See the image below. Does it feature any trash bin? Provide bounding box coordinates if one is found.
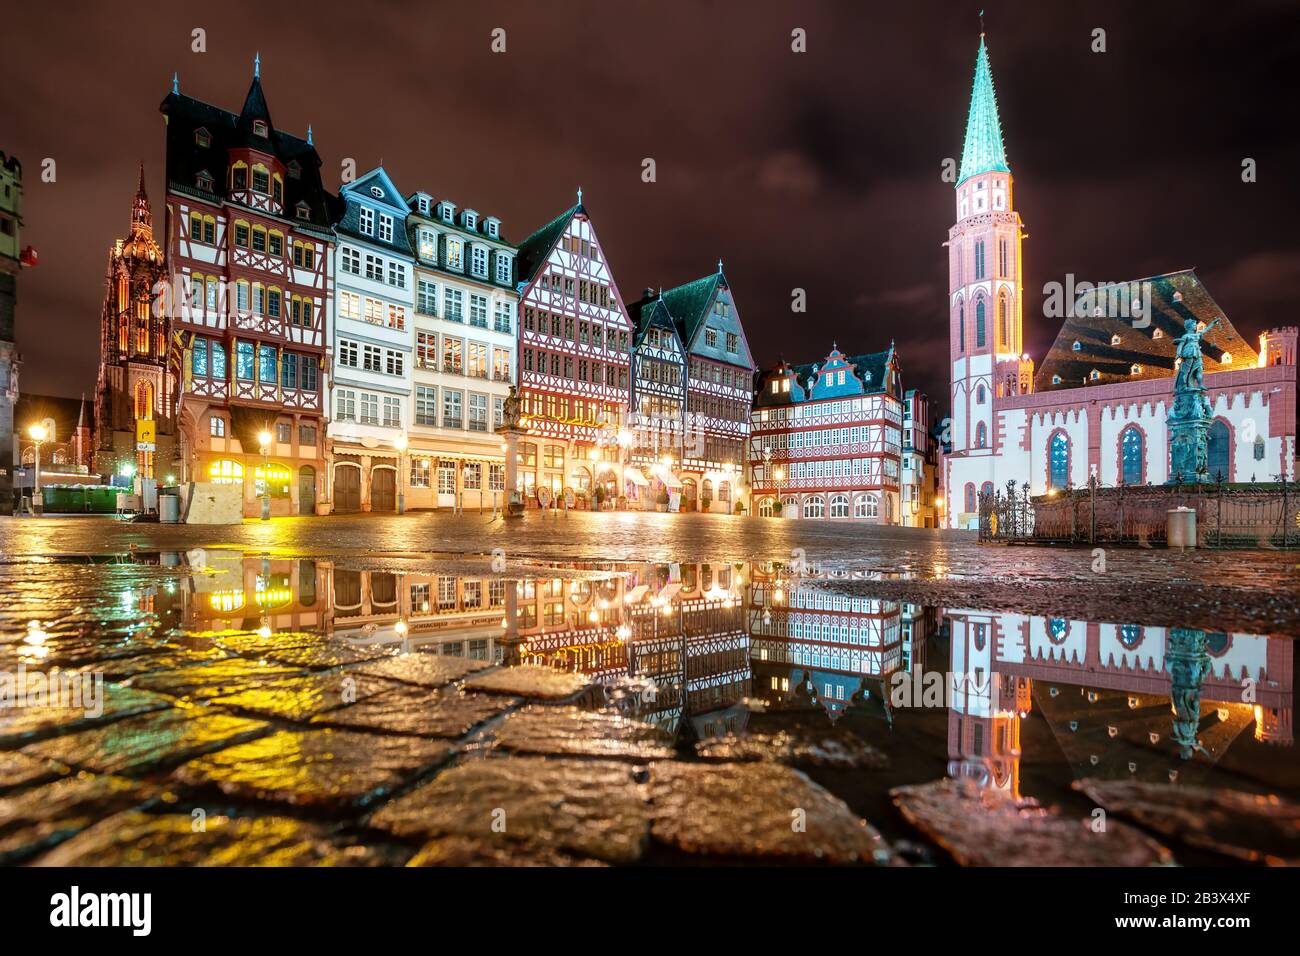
[1167,507,1197,548]
[159,494,180,524]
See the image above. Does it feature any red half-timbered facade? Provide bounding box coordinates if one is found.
[514,198,633,502]
[160,63,335,516]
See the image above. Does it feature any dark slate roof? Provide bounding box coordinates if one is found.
[661,270,724,346]
[628,296,680,347]
[335,170,413,256]
[159,77,336,231]
[515,203,581,286]
[1034,269,1258,391]
[791,349,893,395]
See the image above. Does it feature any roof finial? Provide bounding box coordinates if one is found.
[717,257,724,273]
[307,124,313,146]
[576,185,583,205]
[254,51,261,79]
[979,8,985,36]
[172,72,179,95]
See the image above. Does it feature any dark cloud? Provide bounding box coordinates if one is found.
[5,0,1297,411]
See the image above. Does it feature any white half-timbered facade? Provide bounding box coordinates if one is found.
[624,295,686,508]
[514,198,633,504]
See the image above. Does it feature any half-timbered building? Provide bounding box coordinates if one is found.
[749,345,905,522]
[661,265,755,513]
[328,167,414,513]
[405,191,516,511]
[160,61,334,516]
[93,167,176,480]
[624,293,686,508]
[514,196,633,505]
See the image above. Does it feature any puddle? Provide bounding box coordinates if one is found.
[0,551,1295,865]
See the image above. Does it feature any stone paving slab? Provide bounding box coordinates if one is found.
[311,685,515,738]
[463,665,591,702]
[1076,778,1300,865]
[892,777,1175,867]
[492,706,676,760]
[125,658,307,702]
[369,756,652,864]
[648,761,895,864]
[695,730,889,770]
[20,706,271,776]
[35,810,395,866]
[406,834,608,867]
[0,773,157,865]
[0,683,171,749]
[352,652,496,689]
[0,751,69,794]
[214,632,396,669]
[175,728,455,812]
[207,673,401,723]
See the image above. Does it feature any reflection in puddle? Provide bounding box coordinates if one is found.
[5,550,1294,864]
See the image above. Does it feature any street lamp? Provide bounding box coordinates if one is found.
[28,423,48,515]
[394,433,407,514]
[258,430,273,521]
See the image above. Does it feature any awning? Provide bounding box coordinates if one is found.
[624,467,649,486]
[655,469,683,490]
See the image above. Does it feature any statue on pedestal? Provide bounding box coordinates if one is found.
[501,385,522,431]
[1166,317,1221,482]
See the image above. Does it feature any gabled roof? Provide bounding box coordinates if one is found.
[1034,269,1258,392]
[234,75,274,149]
[335,168,413,255]
[661,270,724,346]
[516,202,582,285]
[957,35,1010,185]
[629,295,680,347]
[792,348,894,396]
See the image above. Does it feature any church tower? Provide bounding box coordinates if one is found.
[93,166,176,479]
[946,34,1031,457]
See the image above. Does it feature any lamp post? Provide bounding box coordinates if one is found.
[258,430,272,521]
[28,423,48,515]
[394,433,407,514]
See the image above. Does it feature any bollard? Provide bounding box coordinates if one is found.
[1167,507,1196,549]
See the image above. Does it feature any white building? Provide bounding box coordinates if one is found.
[329,167,415,512]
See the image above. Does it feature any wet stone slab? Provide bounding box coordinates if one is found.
[406,834,608,867]
[892,778,1175,867]
[125,659,307,702]
[214,632,396,669]
[0,683,171,749]
[649,761,894,865]
[207,672,400,723]
[175,728,455,812]
[370,756,651,864]
[0,751,69,793]
[35,810,394,867]
[0,774,156,865]
[463,665,591,702]
[352,652,496,689]
[695,730,889,770]
[493,706,676,760]
[1076,778,1300,865]
[311,685,515,738]
[20,706,270,776]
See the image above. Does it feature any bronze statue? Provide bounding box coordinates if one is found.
[501,385,521,429]
[1173,317,1221,392]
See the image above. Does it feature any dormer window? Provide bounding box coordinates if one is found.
[194,128,211,148]
[1131,364,1143,375]
[1152,328,1164,339]
[252,120,268,138]
[1090,369,1101,381]
[463,210,478,231]
[1220,351,1232,364]
[287,160,301,179]
[1072,340,1082,351]
[486,219,500,239]
[195,170,214,192]
[1111,333,1122,346]
[445,237,464,271]
[418,197,430,215]
[439,202,455,222]
[494,252,512,285]
[1051,374,1062,385]
[418,228,436,261]
[378,213,393,243]
[359,206,374,235]
[295,202,310,220]
[471,245,488,277]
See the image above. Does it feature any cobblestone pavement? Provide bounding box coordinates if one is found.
[2,512,1298,633]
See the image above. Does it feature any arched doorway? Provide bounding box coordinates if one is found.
[298,466,316,515]
[334,464,361,513]
[682,478,698,511]
[371,466,397,512]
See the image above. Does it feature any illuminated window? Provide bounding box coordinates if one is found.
[255,462,292,498]
[209,459,244,484]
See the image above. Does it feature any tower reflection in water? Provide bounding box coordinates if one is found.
[156,551,1292,797]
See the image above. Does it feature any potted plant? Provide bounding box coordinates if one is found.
[734,501,745,515]
[655,489,670,513]
[701,496,712,513]
[593,484,607,511]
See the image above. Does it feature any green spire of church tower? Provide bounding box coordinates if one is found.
[958,35,1010,185]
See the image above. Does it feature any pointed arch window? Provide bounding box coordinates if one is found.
[975,299,986,348]
[1207,420,1231,480]
[1049,431,1070,489]
[975,421,988,448]
[997,293,1009,350]
[1120,426,1143,485]
[134,380,154,420]
[958,303,965,352]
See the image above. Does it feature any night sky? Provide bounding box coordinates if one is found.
[5,0,1299,410]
